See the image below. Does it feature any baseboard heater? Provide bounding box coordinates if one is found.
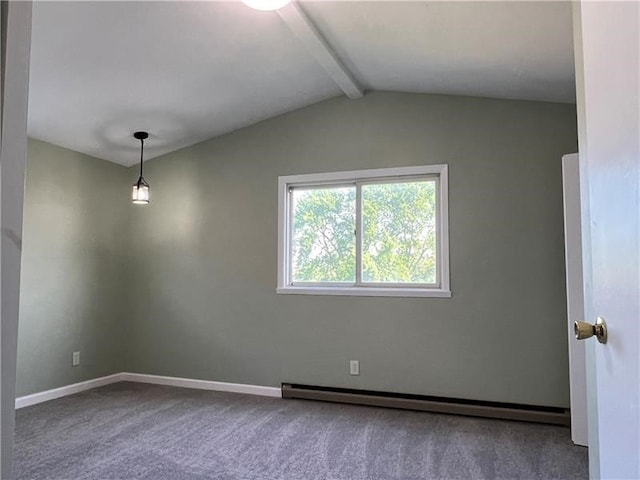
[281,384,570,426]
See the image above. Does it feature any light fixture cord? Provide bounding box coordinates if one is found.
[139,137,145,179]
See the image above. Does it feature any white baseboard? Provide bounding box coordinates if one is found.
[15,373,124,409]
[15,372,281,409]
[120,373,282,398]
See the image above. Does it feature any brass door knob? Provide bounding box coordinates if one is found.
[574,316,607,344]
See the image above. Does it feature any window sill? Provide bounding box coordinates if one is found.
[276,286,452,298]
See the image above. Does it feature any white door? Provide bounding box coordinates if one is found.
[573,2,640,478]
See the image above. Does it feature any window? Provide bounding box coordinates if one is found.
[277,165,450,297]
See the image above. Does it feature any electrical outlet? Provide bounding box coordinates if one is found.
[349,360,360,376]
[72,351,80,367]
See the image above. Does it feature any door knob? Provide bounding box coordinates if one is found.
[574,316,607,344]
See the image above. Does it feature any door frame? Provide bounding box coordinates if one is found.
[0,2,32,477]
[562,153,588,447]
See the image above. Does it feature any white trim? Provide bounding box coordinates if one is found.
[277,286,451,298]
[355,182,363,284]
[439,165,451,293]
[277,164,451,297]
[15,373,124,409]
[279,165,445,186]
[2,1,33,475]
[120,373,282,398]
[15,373,282,409]
[562,153,588,447]
[277,175,289,291]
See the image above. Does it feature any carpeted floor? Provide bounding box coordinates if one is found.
[14,382,588,480]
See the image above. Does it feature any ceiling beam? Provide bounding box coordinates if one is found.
[277,2,364,99]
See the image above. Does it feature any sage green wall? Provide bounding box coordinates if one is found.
[126,92,577,408]
[16,93,577,406]
[16,139,130,396]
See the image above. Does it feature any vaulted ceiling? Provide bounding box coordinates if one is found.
[28,1,575,166]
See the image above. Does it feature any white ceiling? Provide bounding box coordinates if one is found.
[28,1,575,166]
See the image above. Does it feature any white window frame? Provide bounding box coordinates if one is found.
[277,165,451,298]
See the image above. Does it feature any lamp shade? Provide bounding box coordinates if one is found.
[132,177,150,204]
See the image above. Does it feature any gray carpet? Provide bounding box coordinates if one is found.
[14,382,588,480]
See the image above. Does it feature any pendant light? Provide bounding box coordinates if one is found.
[132,131,150,204]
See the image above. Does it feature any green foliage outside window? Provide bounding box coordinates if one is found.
[362,181,436,284]
[292,187,356,282]
[291,179,437,285]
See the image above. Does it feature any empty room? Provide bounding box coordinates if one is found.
[1,1,638,479]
